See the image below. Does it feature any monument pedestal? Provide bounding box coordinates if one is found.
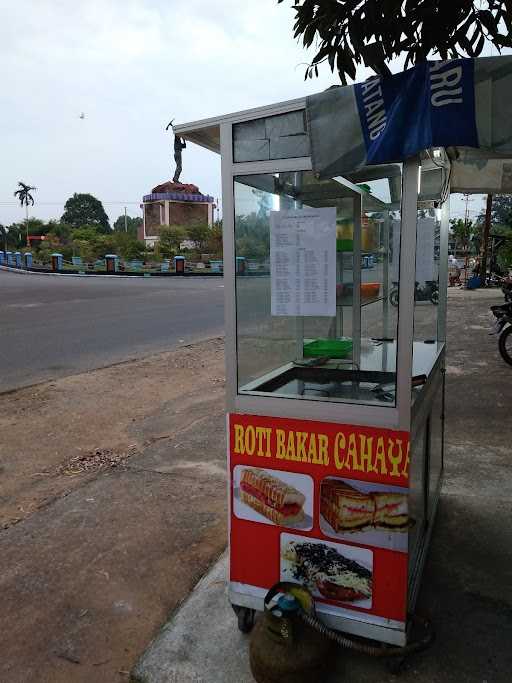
[140,181,214,246]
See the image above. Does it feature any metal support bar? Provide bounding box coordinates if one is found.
[221,122,237,414]
[396,157,420,431]
[291,172,305,361]
[382,213,390,340]
[352,194,362,369]
[437,195,450,344]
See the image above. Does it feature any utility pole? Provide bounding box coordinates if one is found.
[462,193,473,284]
[124,206,128,233]
[481,194,493,286]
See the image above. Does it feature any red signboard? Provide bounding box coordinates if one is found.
[229,413,410,624]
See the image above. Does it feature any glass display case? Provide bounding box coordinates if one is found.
[233,157,446,410]
[234,168,404,406]
[175,99,449,647]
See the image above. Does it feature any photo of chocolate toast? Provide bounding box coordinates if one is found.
[282,537,372,605]
[240,468,306,526]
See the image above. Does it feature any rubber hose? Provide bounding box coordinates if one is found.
[298,611,434,658]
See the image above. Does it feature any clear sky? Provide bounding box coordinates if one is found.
[1,0,499,228]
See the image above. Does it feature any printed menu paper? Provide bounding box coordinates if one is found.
[270,207,336,317]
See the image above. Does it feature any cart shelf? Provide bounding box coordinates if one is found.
[337,295,386,307]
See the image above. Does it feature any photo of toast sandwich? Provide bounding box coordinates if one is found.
[373,491,409,529]
[320,480,375,532]
[320,478,408,534]
[240,468,306,526]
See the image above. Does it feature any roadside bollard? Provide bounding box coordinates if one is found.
[105,254,119,273]
[236,256,246,275]
[14,252,22,268]
[174,255,185,274]
[51,253,63,272]
[6,251,13,266]
[24,252,33,269]
[210,260,223,273]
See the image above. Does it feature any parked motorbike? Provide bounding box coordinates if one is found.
[390,281,439,307]
[501,277,512,302]
[490,301,512,366]
[484,272,503,288]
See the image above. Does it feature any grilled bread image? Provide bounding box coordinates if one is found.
[283,540,372,603]
[240,469,306,526]
[320,480,375,531]
[320,478,408,533]
[373,492,409,529]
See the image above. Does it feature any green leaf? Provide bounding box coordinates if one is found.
[473,33,486,56]
[478,9,499,35]
[278,0,512,83]
[495,33,512,47]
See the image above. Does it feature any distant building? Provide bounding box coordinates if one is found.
[140,181,215,247]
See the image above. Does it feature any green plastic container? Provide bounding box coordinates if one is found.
[336,238,354,252]
[303,338,353,359]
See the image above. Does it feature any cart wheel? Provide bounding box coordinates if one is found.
[386,656,407,676]
[232,606,255,633]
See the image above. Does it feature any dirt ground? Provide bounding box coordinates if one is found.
[0,338,228,683]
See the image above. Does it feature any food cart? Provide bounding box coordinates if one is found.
[174,55,512,647]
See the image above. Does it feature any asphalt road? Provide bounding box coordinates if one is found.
[0,269,438,392]
[0,271,225,391]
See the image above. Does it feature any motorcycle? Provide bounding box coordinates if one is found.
[484,272,503,288]
[490,301,512,366]
[390,280,439,307]
[501,277,512,302]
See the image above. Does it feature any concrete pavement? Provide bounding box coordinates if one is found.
[133,288,512,683]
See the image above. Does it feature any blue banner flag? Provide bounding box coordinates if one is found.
[354,60,478,164]
[306,56,512,178]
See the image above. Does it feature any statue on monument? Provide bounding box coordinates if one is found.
[166,120,186,183]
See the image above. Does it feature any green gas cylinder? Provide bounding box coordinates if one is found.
[249,591,333,683]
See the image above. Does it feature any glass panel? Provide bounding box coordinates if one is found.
[234,181,293,385]
[413,206,440,341]
[411,200,441,387]
[233,112,310,163]
[360,174,402,379]
[234,168,402,406]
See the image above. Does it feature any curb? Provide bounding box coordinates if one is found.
[0,334,225,397]
[0,265,223,279]
[131,551,232,683]
[1,265,134,279]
